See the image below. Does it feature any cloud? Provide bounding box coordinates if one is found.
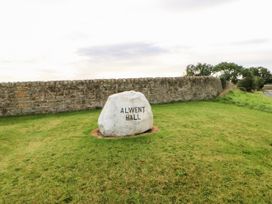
[0,59,38,64]
[77,42,168,60]
[161,0,236,10]
[230,38,270,46]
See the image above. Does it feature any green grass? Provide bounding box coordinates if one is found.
[1,91,272,203]
[217,89,272,113]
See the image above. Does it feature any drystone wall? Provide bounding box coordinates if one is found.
[263,84,272,90]
[0,77,222,116]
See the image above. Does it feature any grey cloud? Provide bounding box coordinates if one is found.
[161,0,236,10]
[77,42,168,60]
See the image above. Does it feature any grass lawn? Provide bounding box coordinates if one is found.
[217,89,272,113]
[0,90,272,203]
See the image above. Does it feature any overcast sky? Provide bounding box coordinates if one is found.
[0,0,271,82]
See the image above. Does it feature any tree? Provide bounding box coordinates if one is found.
[186,63,213,76]
[248,67,272,84]
[238,69,265,91]
[213,62,244,84]
[238,76,264,92]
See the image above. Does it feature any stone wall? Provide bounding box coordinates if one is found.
[263,84,272,90]
[0,77,222,116]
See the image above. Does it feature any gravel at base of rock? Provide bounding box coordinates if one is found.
[98,91,153,137]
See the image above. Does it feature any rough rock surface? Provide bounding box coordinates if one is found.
[98,91,153,136]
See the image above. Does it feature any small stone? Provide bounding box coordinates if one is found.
[98,91,153,136]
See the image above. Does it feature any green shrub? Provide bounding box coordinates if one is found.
[238,76,264,92]
[238,76,254,91]
[254,77,265,90]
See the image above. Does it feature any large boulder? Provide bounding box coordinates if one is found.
[98,91,153,136]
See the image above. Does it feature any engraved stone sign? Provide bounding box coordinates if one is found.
[98,91,153,136]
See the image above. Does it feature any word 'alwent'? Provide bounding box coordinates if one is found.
[120,106,145,114]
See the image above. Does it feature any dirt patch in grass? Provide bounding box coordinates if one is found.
[91,126,159,139]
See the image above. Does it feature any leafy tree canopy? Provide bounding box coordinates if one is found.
[213,62,244,84]
[184,62,272,92]
[248,67,272,84]
[186,63,213,77]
